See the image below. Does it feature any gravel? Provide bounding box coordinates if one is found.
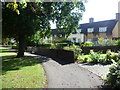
[77,63,115,79]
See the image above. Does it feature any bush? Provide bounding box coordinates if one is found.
[63,45,82,59]
[98,37,104,46]
[115,39,120,45]
[83,41,94,47]
[105,61,120,88]
[77,55,92,63]
[106,39,114,46]
[55,43,68,49]
[106,50,119,63]
[89,50,101,63]
[39,43,52,49]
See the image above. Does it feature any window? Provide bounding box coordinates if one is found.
[87,28,94,33]
[54,35,57,37]
[87,38,92,42]
[78,29,81,33]
[99,27,107,32]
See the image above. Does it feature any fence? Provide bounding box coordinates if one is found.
[81,45,120,54]
[27,47,74,63]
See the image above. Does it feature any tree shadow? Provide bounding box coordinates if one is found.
[2,55,45,75]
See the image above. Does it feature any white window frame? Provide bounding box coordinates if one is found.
[87,28,94,33]
[99,27,107,32]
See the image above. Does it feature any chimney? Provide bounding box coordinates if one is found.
[116,13,120,21]
[89,18,94,23]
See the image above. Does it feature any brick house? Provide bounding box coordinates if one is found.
[69,13,120,45]
[47,13,120,44]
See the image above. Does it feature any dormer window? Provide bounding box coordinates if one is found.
[99,27,107,32]
[78,29,81,33]
[87,28,94,33]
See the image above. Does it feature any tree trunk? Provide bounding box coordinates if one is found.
[16,34,25,58]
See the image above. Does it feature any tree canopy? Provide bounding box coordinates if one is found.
[2,1,85,57]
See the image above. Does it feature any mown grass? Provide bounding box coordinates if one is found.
[1,48,47,88]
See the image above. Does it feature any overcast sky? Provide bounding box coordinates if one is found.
[51,0,120,29]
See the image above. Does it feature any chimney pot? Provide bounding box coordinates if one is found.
[89,18,94,23]
[116,13,120,21]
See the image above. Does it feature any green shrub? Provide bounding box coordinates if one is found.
[105,61,120,88]
[64,45,82,59]
[89,50,101,63]
[83,41,94,47]
[77,55,92,63]
[98,37,104,46]
[55,43,68,49]
[39,43,52,49]
[115,39,120,45]
[106,39,114,46]
[106,50,119,63]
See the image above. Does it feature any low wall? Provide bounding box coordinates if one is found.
[27,47,74,63]
[81,45,120,54]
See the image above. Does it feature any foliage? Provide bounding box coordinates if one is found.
[104,61,120,88]
[115,39,120,45]
[64,45,82,59]
[3,2,85,57]
[83,41,94,47]
[98,37,104,46]
[77,55,92,63]
[58,39,73,45]
[89,50,102,63]
[106,39,114,46]
[106,50,119,63]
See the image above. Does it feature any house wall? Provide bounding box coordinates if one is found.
[118,22,120,38]
[85,33,112,41]
[68,33,84,42]
[52,36,65,42]
[112,22,119,38]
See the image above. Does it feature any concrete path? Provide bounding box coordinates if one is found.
[1,46,104,88]
[41,59,104,88]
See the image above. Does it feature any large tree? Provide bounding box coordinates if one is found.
[2,1,85,57]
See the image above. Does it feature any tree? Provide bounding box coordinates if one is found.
[2,1,85,57]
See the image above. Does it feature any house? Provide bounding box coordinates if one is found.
[69,13,120,45]
[46,13,120,44]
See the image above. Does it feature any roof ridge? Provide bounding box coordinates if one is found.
[80,19,117,25]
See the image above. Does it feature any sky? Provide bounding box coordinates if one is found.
[80,0,120,24]
[51,0,120,29]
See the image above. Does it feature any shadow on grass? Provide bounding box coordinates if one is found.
[2,56,41,75]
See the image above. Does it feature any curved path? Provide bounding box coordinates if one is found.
[1,46,104,88]
[41,58,104,88]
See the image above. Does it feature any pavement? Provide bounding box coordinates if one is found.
[1,46,104,88]
[41,59,104,88]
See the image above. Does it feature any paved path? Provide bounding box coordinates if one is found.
[1,46,104,88]
[41,59,104,88]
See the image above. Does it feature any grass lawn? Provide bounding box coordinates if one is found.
[1,48,47,88]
